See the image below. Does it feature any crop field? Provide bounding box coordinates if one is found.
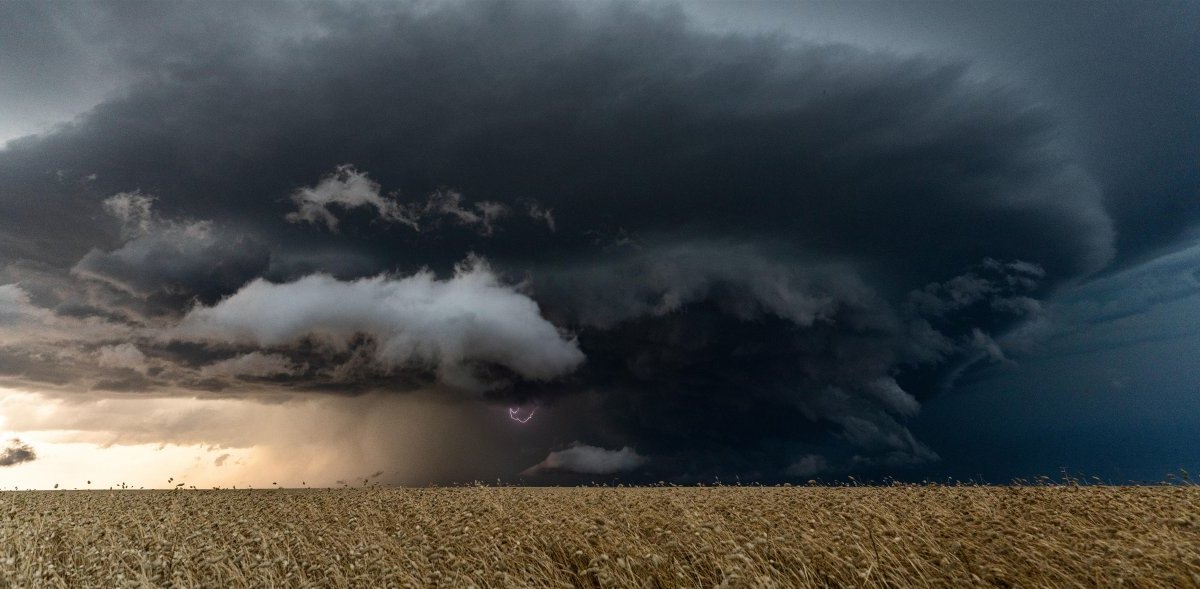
[0,485,1197,588]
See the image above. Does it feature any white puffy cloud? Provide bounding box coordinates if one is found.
[522,443,649,475]
[171,257,584,390]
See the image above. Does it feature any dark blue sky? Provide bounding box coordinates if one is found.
[914,242,1200,483]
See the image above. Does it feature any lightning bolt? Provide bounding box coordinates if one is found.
[508,407,536,423]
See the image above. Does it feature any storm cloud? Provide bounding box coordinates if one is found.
[73,193,270,304]
[199,352,305,379]
[0,439,36,467]
[0,0,1185,482]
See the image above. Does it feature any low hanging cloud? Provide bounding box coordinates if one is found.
[0,284,54,335]
[0,439,36,467]
[0,283,127,346]
[523,443,649,476]
[863,377,921,418]
[198,352,304,378]
[72,193,269,304]
[532,243,886,330]
[784,454,829,478]
[524,246,1050,471]
[95,343,148,374]
[172,256,584,390]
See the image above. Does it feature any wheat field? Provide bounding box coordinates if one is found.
[0,485,1197,588]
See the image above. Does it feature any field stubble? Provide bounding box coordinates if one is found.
[0,485,1197,588]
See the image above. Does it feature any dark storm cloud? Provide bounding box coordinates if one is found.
[0,2,1113,278]
[0,439,36,467]
[95,343,149,373]
[199,352,305,379]
[686,0,1200,270]
[517,247,1046,474]
[964,3,1200,267]
[0,1,1137,479]
[72,192,271,305]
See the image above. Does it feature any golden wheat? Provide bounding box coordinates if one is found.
[0,485,1197,588]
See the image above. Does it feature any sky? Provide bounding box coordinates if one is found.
[0,0,1196,488]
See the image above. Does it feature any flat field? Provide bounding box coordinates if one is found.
[0,485,1197,588]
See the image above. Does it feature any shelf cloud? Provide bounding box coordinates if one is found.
[0,0,1193,483]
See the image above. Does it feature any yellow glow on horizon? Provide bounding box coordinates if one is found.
[0,433,258,490]
[0,387,267,489]
[0,385,461,489]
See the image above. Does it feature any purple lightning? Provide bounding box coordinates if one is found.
[508,407,536,423]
